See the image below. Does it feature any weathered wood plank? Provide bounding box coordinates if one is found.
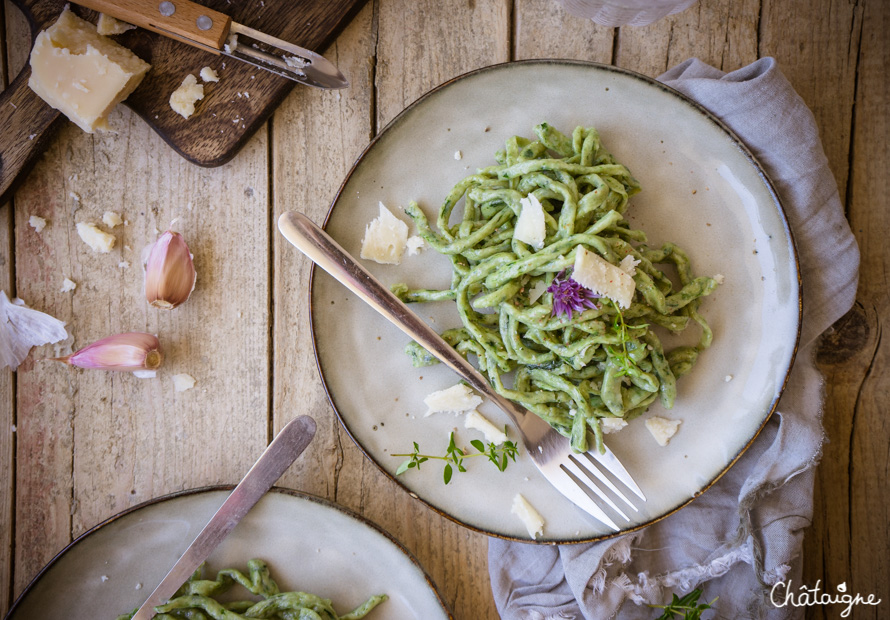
[615,0,759,76]
[8,7,271,603]
[810,0,887,615]
[514,0,613,62]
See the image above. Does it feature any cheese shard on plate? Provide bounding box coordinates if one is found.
[572,246,636,309]
[645,416,682,446]
[28,8,151,133]
[513,194,546,249]
[511,494,545,539]
[464,410,508,445]
[169,74,204,119]
[423,383,482,416]
[360,202,409,265]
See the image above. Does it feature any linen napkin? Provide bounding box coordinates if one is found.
[488,58,860,620]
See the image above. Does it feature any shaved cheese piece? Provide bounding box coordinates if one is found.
[601,417,628,434]
[29,215,47,233]
[360,202,409,265]
[406,235,425,256]
[169,74,204,119]
[76,222,116,253]
[96,14,136,35]
[619,255,640,276]
[511,494,545,539]
[200,66,220,82]
[464,410,507,445]
[423,383,482,416]
[60,278,77,293]
[513,194,546,249]
[102,211,123,228]
[645,416,682,446]
[572,246,635,309]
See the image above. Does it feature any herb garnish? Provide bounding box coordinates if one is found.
[546,269,600,319]
[650,588,717,619]
[393,432,519,484]
[606,298,648,376]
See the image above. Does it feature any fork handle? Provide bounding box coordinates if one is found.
[277,211,531,429]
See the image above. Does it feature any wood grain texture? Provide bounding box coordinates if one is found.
[2,0,888,618]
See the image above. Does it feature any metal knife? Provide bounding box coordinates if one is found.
[130,415,317,620]
[74,0,349,89]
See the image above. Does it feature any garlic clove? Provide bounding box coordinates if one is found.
[144,231,196,309]
[54,332,162,371]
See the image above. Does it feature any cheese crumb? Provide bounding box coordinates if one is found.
[618,255,640,276]
[27,8,150,133]
[60,277,77,293]
[173,373,196,392]
[118,260,130,269]
[454,150,462,160]
[423,383,482,416]
[76,222,116,253]
[199,66,220,83]
[645,416,682,446]
[96,14,136,35]
[169,74,204,119]
[724,374,733,382]
[360,202,409,265]
[102,211,123,228]
[513,194,546,249]
[29,215,47,233]
[601,417,628,435]
[572,246,635,309]
[511,494,545,539]
[713,273,725,284]
[464,410,507,445]
[406,235,425,256]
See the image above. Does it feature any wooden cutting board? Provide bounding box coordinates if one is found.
[0,0,369,203]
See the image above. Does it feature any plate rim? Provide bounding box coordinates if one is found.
[5,486,454,619]
[308,58,803,543]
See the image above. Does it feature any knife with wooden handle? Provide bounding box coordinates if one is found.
[75,0,349,88]
[130,415,317,620]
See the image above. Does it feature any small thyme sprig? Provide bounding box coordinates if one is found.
[650,588,717,619]
[606,299,647,376]
[393,432,519,484]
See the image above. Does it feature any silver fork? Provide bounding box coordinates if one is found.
[278,211,646,532]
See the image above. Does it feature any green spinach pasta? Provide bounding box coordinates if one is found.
[117,559,387,620]
[395,123,720,454]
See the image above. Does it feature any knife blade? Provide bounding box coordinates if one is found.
[130,415,317,620]
[74,0,349,89]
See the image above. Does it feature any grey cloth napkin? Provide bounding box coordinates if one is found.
[488,58,860,620]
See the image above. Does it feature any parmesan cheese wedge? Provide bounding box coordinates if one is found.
[511,494,545,539]
[423,383,482,416]
[513,194,546,249]
[572,246,636,309]
[464,410,508,445]
[28,8,151,133]
[76,222,116,253]
[645,416,682,446]
[360,202,409,265]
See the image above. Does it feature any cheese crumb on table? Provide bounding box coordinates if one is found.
[645,416,682,446]
[28,8,151,133]
[423,383,482,416]
[172,373,196,392]
[572,246,636,309]
[96,13,136,35]
[200,66,220,83]
[76,222,116,253]
[169,74,204,119]
[102,211,123,228]
[406,235,425,255]
[29,215,47,233]
[60,277,77,293]
[464,410,507,445]
[511,494,545,539]
[360,202,409,265]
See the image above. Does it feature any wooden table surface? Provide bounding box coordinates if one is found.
[1,0,886,618]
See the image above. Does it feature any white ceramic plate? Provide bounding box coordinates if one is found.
[7,488,452,619]
[311,60,800,543]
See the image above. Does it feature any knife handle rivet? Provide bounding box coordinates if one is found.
[158,1,175,17]
[196,15,213,30]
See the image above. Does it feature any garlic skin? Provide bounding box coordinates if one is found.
[55,332,162,371]
[0,290,68,371]
[144,231,197,309]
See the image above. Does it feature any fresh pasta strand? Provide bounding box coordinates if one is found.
[396,123,721,454]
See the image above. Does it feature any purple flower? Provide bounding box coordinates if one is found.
[546,270,600,319]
